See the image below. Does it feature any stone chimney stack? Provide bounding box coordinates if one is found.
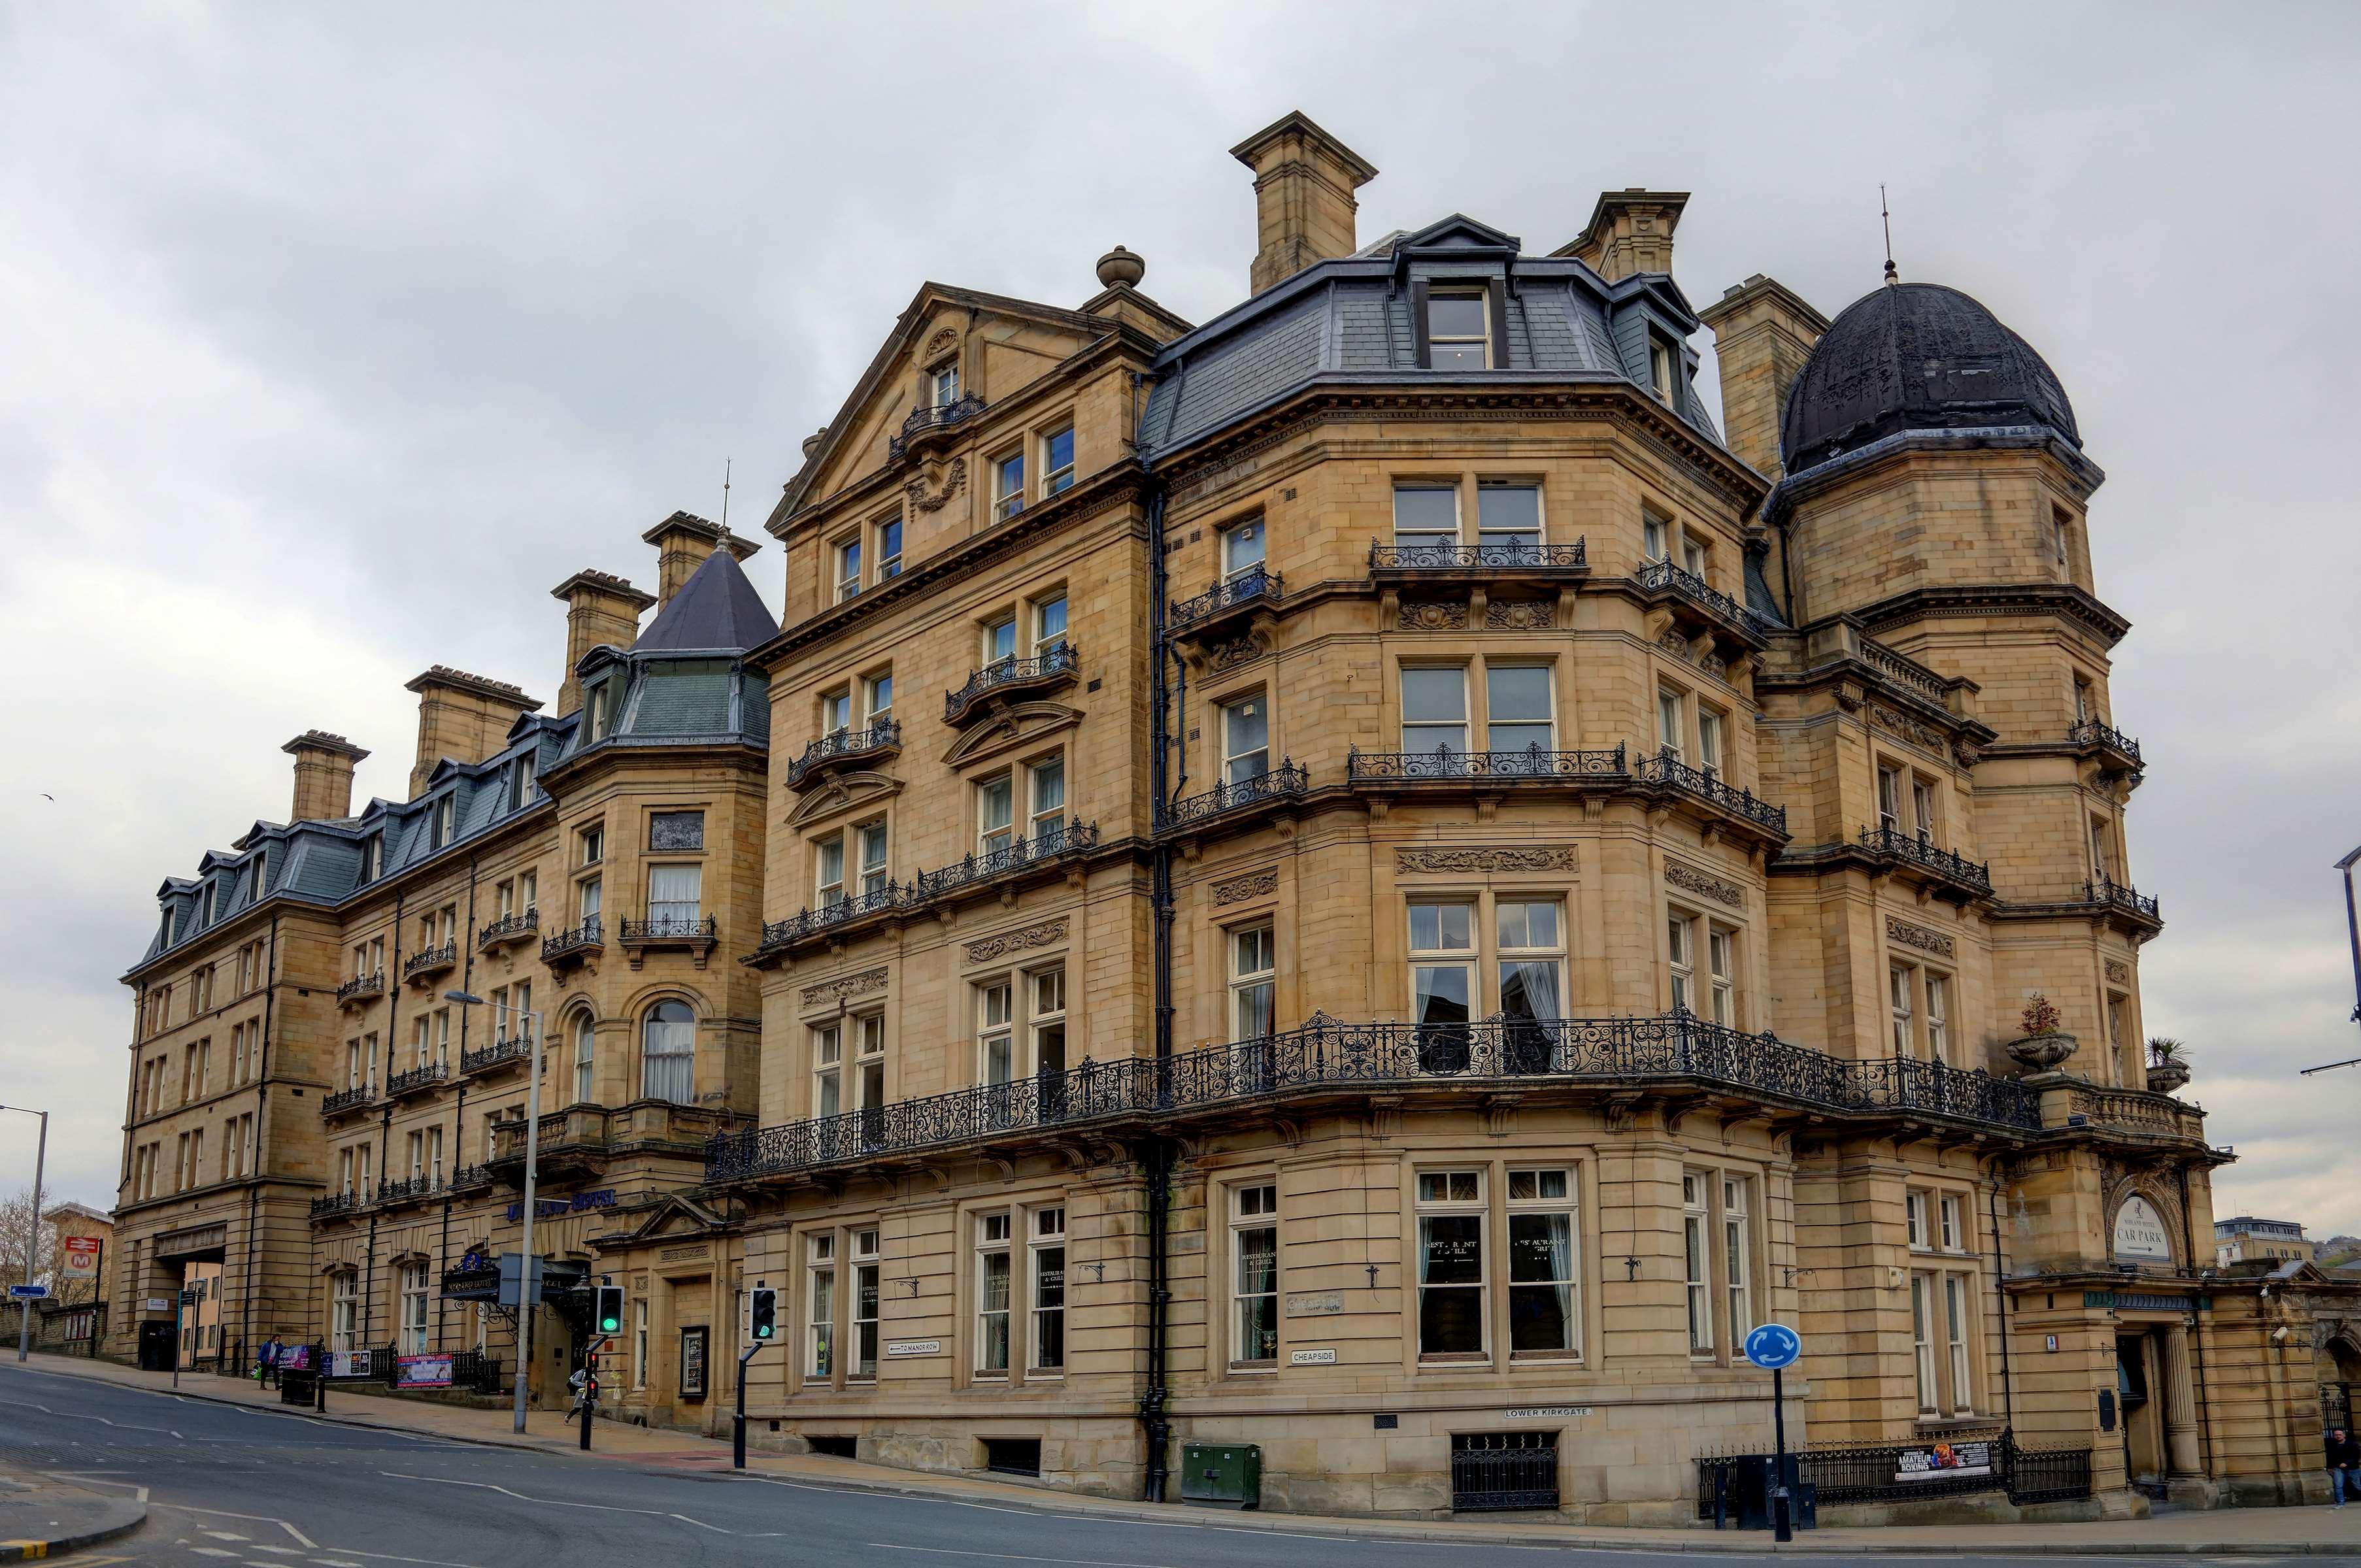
[282,730,370,823]
[1556,189,1690,282]
[1698,274,1831,482]
[1231,110,1377,295]
[548,570,655,716]
[403,667,541,799]
[643,510,762,608]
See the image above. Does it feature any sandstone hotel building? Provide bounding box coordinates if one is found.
[109,112,2357,1524]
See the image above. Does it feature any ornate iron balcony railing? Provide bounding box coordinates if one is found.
[460,1035,533,1075]
[446,1163,495,1190]
[1367,539,1588,572]
[2085,876,2160,920]
[1635,750,1787,833]
[477,910,539,950]
[1350,744,1627,784]
[1860,637,1949,704]
[1158,762,1310,832]
[786,720,903,788]
[2068,720,2143,763]
[707,1012,2041,1183]
[752,824,1101,957]
[1635,558,1766,639]
[321,1084,375,1116]
[620,915,719,943]
[1169,566,1282,633]
[541,916,603,963]
[886,393,985,460]
[375,1175,442,1205]
[1858,826,1994,896]
[309,1192,361,1218]
[335,972,385,1005]
[387,1062,447,1097]
[944,645,1080,724]
[402,942,458,981]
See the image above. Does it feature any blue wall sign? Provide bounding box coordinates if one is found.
[1744,1322,1801,1369]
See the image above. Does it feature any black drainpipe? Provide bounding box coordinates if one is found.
[368,893,405,1348]
[1986,1165,2015,1434]
[1139,438,1175,1504]
[2177,1163,2215,1477]
[241,912,280,1356]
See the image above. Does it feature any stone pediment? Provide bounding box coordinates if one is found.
[785,769,905,829]
[941,701,1083,769]
[597,1191,735,1252]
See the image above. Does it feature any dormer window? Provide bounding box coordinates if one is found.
[431,795,455,850]
[587,681,612,742]
[509,753,535,812]
[201,882,218,926]
[250,850,268,897]
[360,835,382,882]
[1649,337,1678,405]
[1424,287,1491,369]
[931,362,960,408]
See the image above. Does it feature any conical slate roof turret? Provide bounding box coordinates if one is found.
[635,545,778,654]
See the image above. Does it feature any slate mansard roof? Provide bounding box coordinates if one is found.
[135,550,779,975]
[1137,215,1728,461]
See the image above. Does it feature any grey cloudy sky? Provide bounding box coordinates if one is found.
[5,2,2358,1233]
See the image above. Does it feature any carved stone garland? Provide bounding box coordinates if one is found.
[963,920,1068,964]
[801,966,888,1007]
[1396,846,1578,874]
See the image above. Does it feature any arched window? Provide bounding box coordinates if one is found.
[641,1001,695,1104]
[572,1014,595,1105]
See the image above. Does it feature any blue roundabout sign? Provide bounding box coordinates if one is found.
[1743,1321,1801,1370]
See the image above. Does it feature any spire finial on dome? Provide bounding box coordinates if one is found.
[1881,184,1898,286]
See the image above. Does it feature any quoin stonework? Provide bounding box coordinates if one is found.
[107,110,2360,1525]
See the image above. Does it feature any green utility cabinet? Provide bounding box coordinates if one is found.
[1179,1443,1262,1509]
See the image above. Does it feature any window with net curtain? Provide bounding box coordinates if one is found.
[641,999,695,1103]
[647,864,702,926]
[572,1014,595,1104]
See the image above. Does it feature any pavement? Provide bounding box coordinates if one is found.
[0,1465,147,1561]
[6,1350,2361,1562]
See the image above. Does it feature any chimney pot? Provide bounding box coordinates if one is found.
[401,667,541,799]
[548,569,654,716]
[1230,110,1377,295]
[282,730,370,823]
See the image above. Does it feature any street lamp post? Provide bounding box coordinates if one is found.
[2302,846,2361,1078]
[1,1105,48,1363]
[446,992,542,1434]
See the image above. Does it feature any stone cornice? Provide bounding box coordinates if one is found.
[1854,582,2132,650]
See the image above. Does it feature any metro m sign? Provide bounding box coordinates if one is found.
[60,1237,101,1278]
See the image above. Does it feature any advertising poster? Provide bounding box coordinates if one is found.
[396,1352,454,1389]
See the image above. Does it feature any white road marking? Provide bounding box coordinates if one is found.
[869,1546,1176,1568]
[374,1472,760,1536]
[248,1548,306,1556]
[189,1551,241,1560]
[205,1532,252,1543]
[169,1503,318,1549]
[0,1393,179,1435]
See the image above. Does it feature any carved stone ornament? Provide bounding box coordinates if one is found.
[1207,635,1264,673]
[1871,703,1948,758]
[963,920,1068,964]
[905,456,967,513]
[1884,914,1955,960]
[1657,627,1694,659]
[1665,859,1745,909]
[1700,652,1729,680]
[1395,846,1579,875]
[1399,601,1468,631]
[922,327,960,360]
[801,966,888,1007]
[1952,742,1983,769]
[1212,869,1279,906]
[2006,1031,2077,1072]
[2104,959,2131,985]
[1487,601,1554,630]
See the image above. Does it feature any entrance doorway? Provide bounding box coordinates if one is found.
[2117,1333,2166,1496]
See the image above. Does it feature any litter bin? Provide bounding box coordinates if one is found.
[1179,1443,1262,1510]
[280,1369,317,1406]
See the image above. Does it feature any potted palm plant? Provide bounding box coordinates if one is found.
[2005,993,2077,1071]
[2146,1037,2192,1093]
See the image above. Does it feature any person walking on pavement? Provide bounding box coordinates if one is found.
[2327,1426,2360,1507]
[257,1333,282,1390]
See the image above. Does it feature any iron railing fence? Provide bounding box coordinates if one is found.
[1169,566,1281,633]
[1697,1429,2090,1519]
[786,720,903,786]
[1449,1434,1560,1511]
[2086,876,2161,920]
[477,910,539,948]
[541,916,603,963]
[1350,744,1627,784]
[709,1012,2041,1182]
[335,972,385,1004]
[321,1084,375,1116]
[754,824,1101,956]
[460,1035,533,1074]
[402,942,458,980]
[1369,539,1588,572]
[1158,762,1309,831]
[1635,558,1767,639]
[387,1063,447,1097]
[888,393,985,459]
[1637,750,1787,833]
[945,645,1080,723]
[1859,826,1994,895]
[2068,720,2143,763]
[620,915,718,942]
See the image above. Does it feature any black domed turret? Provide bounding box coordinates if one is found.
[1779,282,2078,477]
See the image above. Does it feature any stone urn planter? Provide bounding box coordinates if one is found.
[2145,1037,2192,1094]
[2006,1032,2077,1072]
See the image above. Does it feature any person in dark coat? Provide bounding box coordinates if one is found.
[2326,1426,2360,1507]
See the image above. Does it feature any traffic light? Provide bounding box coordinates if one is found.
[594,1284,624,1337]
[748,1286,777,1341]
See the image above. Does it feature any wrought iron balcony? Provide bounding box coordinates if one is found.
[447,1163,495,1190]
[943,645,1080,725]
[1634,558,1767,644]
[886,393,985,460]
[706,1011,2043,1184]
[786,720,903,789]
[477,910,539,951]
[321,1084,375,1117]
[375,1174,442,1206]
[2085,876,2161,921]
[387,1062,448,1098]
[620,914,719,944]
[2068,720,2143,766]
[750,824,1101,960]
[1168,566,1282,637]
[1350,744,1628,786]
[309,1192,362,1219]
[335,971,385,1007]
[402,942,458,984]
[1158,762,1310,833]
[1858,826,1994,897]
[541,916,603,966]
[1367,538,1588,576]
[1634,750,1787,835]
[460,1034,534,1075]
